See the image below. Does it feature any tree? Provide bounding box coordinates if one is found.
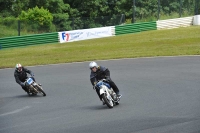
[0,0,198,33]
[119,0,158,21]
[0,0,13,17]
[19,6,53,32]
[27,0,78,31]
[12,0,30,17]
[47,0,73,31]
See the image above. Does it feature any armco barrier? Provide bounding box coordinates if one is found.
[111,26,115,35]
[0,32,58,49]
[193,15,200,25]
[0,16,195,49]
[115,21,157,35]
[157,16,193,29]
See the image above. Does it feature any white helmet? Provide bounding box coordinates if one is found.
[16,63,22,72]
[89,61,98,69]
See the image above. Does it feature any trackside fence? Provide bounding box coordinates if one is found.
[115,21,157,35]
[0,32,58,49]
[0,16,199,49]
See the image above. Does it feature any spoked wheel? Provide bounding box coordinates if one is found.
[102,93,113,108]
[27,85,38,96]
[36,85,46,96]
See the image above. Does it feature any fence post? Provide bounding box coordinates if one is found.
[18,20,20,36]
[132,0,135,23]
[195,0,196,15]
[179,0,182,17]
[195,0,199,15]
[197,0,200,15]
[157,0,160,20]
[72,18,75,30]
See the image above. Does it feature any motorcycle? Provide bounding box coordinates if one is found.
[95,79,121,108]
[25,77,46,96]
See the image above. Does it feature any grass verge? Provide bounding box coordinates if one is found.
[0,26,200,69]
[0,25,36,38]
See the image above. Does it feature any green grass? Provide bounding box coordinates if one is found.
[0,25,36,38]
[0,26,200,69]
[0,25,19,37]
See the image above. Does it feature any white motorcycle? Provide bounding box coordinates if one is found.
[95,79,121,108]
[25,77,46,96]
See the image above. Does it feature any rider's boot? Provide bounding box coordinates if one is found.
[116,92,122,98]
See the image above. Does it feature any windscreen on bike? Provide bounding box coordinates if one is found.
[96,81,111,89]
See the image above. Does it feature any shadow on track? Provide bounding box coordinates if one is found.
[80,104,121,111]
[10,94,45,98]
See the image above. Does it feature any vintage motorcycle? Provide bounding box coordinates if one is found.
[25,77,46,96]
[95,79,121,108]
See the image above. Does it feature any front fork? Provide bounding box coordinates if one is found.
[100,87,114,101]
[28,84,38,93]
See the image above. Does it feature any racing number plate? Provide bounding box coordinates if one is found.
[27,78,33,85]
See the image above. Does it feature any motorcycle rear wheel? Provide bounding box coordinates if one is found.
[27,86,37,96]
[115,102,119,105]
[102,93,113,108]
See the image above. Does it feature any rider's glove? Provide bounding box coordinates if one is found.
[93,82,97,90]
[31,73,34,77]
[106,76,111,82]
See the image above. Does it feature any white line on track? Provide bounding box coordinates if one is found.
[0,106,30,117]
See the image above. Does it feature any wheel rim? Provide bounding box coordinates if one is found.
[36,85,46,96]
[106,94,113,107]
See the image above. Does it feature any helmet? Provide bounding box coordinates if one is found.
[16,64,22,72]
[89,62,98,69]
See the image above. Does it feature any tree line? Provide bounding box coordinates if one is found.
[0,0,199,33]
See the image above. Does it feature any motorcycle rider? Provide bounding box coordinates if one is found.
[89,61,121,104]
[14,63,40,94]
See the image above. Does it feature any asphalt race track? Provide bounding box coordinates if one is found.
[0,56,200,133]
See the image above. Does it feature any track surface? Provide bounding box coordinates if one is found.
[0,56,200,133]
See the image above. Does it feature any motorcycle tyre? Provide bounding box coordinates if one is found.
[36,85,46,96]
[115,102,119,105]
[102,94,113,108]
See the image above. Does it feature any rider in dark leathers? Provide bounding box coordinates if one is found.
[89,62,121,102]
[14,64,36,93]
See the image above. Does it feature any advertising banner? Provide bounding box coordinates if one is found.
[59,27,113,43]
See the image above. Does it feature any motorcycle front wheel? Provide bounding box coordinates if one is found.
[36,85,46,96]
[102,93,113,108]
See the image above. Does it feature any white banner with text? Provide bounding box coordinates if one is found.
[59,27,113,43]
